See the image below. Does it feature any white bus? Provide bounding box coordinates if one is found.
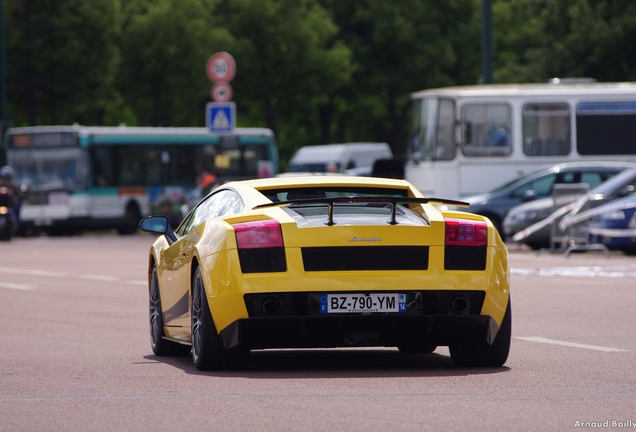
[405,81,636,199]
[4,125,279,235]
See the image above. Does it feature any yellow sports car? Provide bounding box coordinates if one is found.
[139,176,511,370]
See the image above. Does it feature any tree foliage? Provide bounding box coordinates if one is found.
[117,0,233,126]
[217,0,354,161]
[6,0,120,125]
[494,0,636,83]
[3,0,635,160]
[323,0,478,154]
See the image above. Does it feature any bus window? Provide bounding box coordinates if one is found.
[436,99,456,160]
[240,145,269,177]
[576,102,636,155]
[461,103,511,156]
[91,146,116,187]
[522,103,570,156]
[409,98,436,161]
[120,146,146,186]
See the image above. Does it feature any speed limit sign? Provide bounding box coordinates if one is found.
[206,52,236,82]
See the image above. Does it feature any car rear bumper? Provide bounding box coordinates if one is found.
[220,313,500,350]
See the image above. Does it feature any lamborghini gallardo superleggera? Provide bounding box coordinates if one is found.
[139,176,511,370]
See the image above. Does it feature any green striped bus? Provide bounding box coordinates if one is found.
[4,125,278,235]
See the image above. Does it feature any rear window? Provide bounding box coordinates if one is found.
[260,187,408,203]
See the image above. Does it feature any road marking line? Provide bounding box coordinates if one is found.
[79,275,121,282]
[125,280,147,286]
[516,336,629,352]
[0,266,145,287]
[0,282,36,290]
[0,267,67,277]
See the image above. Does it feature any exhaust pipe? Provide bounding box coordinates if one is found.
[260,296,281,316]
[451,295,470,314]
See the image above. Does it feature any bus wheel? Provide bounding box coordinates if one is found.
[118,203,141,235]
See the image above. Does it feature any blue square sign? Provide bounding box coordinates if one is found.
[206,102,236,133]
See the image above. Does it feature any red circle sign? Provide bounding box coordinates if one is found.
[211,82,233,102]
[206,52,236,82]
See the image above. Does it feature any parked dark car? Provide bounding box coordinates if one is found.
[455,161,636,236]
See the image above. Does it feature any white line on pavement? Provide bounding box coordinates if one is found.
[0,267,67,277]
[516,336,629,352]
[0,282,36,290]
[0,266,145,287]
[79,275,122,282]
[125,280,147,286]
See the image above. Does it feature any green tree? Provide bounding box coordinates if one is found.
[217,0,354,163]
[491,0,543,83]
[322,0,479,156]
[5,0,120,125]
[494,0,636,83]
[117,0,233,126]
[541,0,636,81]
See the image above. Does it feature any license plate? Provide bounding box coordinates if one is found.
[320,293,406,313]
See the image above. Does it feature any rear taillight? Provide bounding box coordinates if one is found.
[233,220,284,249]
[445,218,487,246]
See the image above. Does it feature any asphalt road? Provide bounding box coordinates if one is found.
[1,234,635,432]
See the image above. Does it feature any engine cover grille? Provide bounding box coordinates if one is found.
[301,246,429,271]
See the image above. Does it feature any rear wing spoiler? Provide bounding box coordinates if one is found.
[253,196,469,226]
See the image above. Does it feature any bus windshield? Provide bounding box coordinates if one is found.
[10,147,88,191]
[409,97,456,162]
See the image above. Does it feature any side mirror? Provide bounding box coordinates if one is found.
[620,185,635,197]
[139,215,177,244]
[520,190,536,202]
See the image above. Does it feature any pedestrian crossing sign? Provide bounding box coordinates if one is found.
[206,102,236,133]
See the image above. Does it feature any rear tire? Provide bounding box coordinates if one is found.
[449,299,512,367]
[149,266,190,356]
[191,266,248,371]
